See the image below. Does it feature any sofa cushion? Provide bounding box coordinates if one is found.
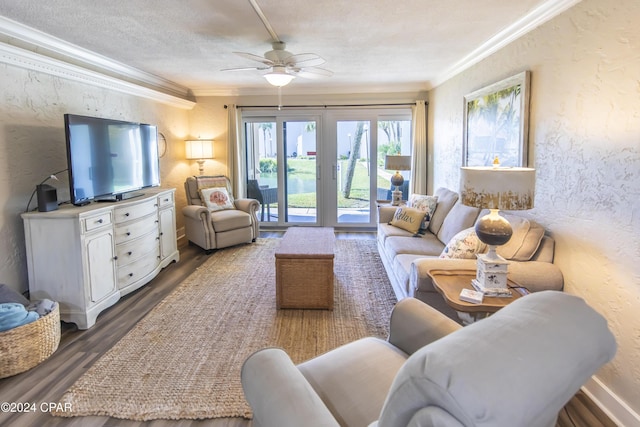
[428,188,459,235]
[440,227,487,259]
[298,337,407,427]
[385,235,445,259]
[501,217,545,261]
[408,194,438,231]
[209,209,251,232]
[436,202,480,246]
[389,207,424,234]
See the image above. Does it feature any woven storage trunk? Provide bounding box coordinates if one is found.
[0,303,60,378]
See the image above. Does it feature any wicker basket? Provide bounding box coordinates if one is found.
[0,303,60,378]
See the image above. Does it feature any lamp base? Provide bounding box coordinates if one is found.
[391,189,403,206]
[472,252,510,295]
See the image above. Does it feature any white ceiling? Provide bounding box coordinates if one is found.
[0,0,579,98]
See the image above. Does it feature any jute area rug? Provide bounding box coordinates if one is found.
[53,238,397,421]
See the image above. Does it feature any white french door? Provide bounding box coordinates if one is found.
[243,108,412,229]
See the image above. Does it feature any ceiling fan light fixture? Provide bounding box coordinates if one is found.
[264,67,295,87]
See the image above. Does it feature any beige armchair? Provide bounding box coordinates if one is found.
[183,176,259,251]
[242,292,616,427]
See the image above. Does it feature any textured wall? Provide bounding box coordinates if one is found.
[0,64,189,295]
[428,0,640,416]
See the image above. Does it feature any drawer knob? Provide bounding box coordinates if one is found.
[126,232,131,236]
[97,219,103,224]
[125,213,130,217]
[128,273,133,277]
[128,251,133,256]
[113,256,118,260]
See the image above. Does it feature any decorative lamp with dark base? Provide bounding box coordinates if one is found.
[460,166,536,293]
[384,155,412,206]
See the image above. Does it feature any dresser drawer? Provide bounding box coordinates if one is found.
[115,231,159,267]
[83,212,113,232]
[115,214,158,243]
[117,250,160,289]
[114,198,158,224]
[158,192,174,208]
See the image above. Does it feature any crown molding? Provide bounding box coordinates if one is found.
[430,0,582,88]
[0,16,195,110]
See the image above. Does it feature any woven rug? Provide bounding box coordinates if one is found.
[53,238,396,421]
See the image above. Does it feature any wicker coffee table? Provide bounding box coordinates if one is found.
[275,227,335,310]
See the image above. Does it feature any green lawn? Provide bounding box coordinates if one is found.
[284,158,391,208]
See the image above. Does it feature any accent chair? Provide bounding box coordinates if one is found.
[183,176,259,251]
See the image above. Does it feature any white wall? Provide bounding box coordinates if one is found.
[0,63,190,295]
[428,0,640,421]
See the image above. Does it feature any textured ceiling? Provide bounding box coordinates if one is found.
[0,0,573,96]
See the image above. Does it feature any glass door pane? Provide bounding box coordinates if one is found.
[245,121,278,222]
[284,120,317,224]
[376,119,413,203]
[336,120,371,224]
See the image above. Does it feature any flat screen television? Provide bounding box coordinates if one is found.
[64,114,160,205]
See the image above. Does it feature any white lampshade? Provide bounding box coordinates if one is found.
[460,167,535,210]
[384,155,412,171]
[263,67,295,87]
[185,139,214,160]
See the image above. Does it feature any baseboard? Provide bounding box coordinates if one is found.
[582,376,640,427]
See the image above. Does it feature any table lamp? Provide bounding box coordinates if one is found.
[185,139,214,175]
[384,155,411,206]
[460,164,535,292]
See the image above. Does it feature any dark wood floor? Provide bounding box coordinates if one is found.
[0,231,616,427]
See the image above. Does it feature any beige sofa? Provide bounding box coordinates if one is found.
[377,188,564,319]
[242,292,616,427]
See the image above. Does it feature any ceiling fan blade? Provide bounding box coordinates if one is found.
[221,66,271,72]
[294,67,334,79]
[233,52,275,66]
[285,53,325,67]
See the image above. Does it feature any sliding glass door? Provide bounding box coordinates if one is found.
[245,117,320,225]
[244,108,412,229]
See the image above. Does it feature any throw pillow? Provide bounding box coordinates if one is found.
[495,214,545,261]
[440,227,487,259]
[200,187,235,212]
[389,206,425,235]
[408,194,438,231]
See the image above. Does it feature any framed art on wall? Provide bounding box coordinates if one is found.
[463,71,530,167]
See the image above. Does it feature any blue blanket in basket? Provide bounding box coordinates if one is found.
[0,303,40,332]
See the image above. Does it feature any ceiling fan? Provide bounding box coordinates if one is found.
[222,41,333,87]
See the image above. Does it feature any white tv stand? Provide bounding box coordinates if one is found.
[22,188,180,329]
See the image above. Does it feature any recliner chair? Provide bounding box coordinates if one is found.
[241,291,616,427]
[183,176,259,251]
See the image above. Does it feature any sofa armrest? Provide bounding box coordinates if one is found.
[182,204,210,221]
[241,348,340,427]
[387,298,461,355]
[378,206,398,223]
[409,258,564,296]
[234,198,260,240]
[234,197,259,214]
[507,261,564,292]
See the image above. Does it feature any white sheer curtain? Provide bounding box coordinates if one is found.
[410,100,427,195]
[227,104,246,197]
